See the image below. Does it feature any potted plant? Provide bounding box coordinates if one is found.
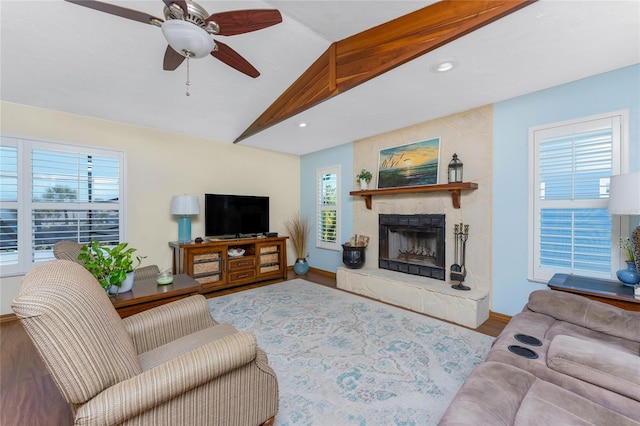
[356,169,373,190]
[283,212,310,275]
[78,240,145,294]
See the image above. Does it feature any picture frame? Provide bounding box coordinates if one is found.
[377,137,441,189]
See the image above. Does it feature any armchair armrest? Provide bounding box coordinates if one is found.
[547,335,640,401]
[75,331,258,426]
[123,295,217,353]
[133,265,161,281]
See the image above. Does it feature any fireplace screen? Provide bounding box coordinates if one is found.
[379,214,445,280]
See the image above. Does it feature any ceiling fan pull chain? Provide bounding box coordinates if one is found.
[185,53,191,97]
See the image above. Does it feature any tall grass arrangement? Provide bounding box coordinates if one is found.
[284,212,310,259]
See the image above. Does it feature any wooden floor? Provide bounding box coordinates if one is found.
[1,270,508,425]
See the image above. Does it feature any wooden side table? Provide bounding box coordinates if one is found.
[111,274,202,318]
[547,273,640,311]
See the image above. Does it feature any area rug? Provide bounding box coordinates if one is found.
[208,279,494,425]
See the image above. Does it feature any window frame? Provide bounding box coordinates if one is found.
[0,135,126,277]
[316,165,341,251]
[527,110,629,283]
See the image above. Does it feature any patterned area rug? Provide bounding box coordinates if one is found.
[208,279,493,425]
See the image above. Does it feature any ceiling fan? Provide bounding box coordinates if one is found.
[64,0,282,78]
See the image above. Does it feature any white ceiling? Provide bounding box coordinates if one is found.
[1,1,639,155]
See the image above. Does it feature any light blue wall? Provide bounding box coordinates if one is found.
[493,64,640,315]
[300,142,354,272]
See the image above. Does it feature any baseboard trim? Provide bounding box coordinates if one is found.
[488,311,512,323]
[0,313,18,323]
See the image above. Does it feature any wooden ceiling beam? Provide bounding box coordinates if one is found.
[234,0,536,144]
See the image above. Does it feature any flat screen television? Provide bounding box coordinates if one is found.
[204,194,269,238]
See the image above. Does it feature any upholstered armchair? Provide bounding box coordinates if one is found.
[12,260,279,426]
[53,240,160,281]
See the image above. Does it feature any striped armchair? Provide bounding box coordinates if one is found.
[53,241,160,281]
[12,260,279,426]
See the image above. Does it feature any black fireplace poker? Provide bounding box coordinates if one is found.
[451,223,470,291]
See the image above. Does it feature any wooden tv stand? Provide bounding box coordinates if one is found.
[169,236,288,293]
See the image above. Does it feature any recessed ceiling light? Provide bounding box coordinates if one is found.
[298,122,307,128]
[430,59,458,73]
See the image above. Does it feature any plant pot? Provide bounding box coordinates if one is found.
[359,179,369,190]
[293,258,309,275]
[342,244,366,269]
[109,271,134,294]
[616,261,640,286]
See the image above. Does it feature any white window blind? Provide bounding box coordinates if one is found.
[317,166,340,251]
[0,137,125,276]
[529,112,625,282]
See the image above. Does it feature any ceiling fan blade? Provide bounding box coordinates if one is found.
[205,10,282,36]
[211,41,260,78]
[163,46,186,71]
[161,0,188,16]
[64,0,163,25]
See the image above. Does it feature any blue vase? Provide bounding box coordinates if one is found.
[293,258,309,275]
[616,261,640,286]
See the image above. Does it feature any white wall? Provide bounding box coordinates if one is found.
[0,101,300,315]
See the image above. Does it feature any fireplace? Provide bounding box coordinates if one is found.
[379,214,446,280]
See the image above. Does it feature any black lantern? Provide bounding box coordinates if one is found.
[448,153,463,183]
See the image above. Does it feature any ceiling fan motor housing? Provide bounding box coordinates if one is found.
[163,1,219,34]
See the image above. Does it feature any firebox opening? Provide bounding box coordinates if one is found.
[379,214,446,280]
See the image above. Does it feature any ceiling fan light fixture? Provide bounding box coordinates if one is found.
[161,20,215,58]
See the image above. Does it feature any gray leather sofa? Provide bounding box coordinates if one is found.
[439,290,640,425]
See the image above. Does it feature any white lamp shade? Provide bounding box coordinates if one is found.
[161,20,215,59]
[171,195,200,215]
[608,172,640,215]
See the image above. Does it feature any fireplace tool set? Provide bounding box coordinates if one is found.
[451,223,470,291]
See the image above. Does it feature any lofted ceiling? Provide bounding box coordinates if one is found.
[1,1,639,156]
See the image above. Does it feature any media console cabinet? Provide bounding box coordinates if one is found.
[169,236,288,293]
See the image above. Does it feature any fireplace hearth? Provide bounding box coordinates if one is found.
[379,214,445,280]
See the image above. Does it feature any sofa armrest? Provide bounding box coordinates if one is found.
[123,295,217,353]
[75,331,258,425]
[547,334,640,401]
[526,290,640,342]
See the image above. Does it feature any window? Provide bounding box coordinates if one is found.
[528,111,627,282]
[317,165,340,250]
[0,136,125,276]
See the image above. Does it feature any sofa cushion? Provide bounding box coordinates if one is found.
[438,361,640,425]
[526,290,640,342]
[547,335,640,401]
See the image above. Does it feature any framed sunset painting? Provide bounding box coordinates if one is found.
[377,138,441,189]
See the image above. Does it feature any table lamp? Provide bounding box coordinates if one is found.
[608,172,640,283]
[171,195,200,243]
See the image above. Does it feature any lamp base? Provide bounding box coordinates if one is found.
[177,215,192,243]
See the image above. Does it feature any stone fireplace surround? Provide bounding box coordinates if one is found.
[338,106,493,329]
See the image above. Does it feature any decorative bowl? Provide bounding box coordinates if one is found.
[156,270,174,285]
[228,248,245,258]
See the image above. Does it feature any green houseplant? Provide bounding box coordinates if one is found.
[356,169,373,183]
[356,169,373,190]
[78,240,144,293]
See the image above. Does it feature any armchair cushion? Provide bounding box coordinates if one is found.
[12,260,141,404]
[123,295,218,354]
[138,323,240,370]
[547,335,640,401]
[526,290,640,342]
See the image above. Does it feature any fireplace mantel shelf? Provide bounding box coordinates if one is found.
[350,182,478,209]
